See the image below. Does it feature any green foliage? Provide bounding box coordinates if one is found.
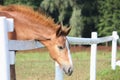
[3,0,120,37]
[81,0,98,38]
[97,0,120,36]
[40,0,82,36]
[40,0,73,22]
[69,8,82,36]
[0,0,4,5]
[4,0,43,9]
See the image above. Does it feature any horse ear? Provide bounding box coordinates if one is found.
[56,25,62,37]
[63,27,71,36]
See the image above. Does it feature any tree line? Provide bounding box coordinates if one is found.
[1,0,120,38]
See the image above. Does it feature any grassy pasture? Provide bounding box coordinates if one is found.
[15,47,120,80]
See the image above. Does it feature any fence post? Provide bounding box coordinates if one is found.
[0,17,10,80]
[7,18,16,80]
[10,51,15,65]
[90,32,97,80]
[111,31,119,70]
[7,18,15,65]
[55,62,63,80]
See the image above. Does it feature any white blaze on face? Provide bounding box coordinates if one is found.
[66,39,73,66]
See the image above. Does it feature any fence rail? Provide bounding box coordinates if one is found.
[8,35,117,50]
[67,36,114,45]
[9,40,44,50]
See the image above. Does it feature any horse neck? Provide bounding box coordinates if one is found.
[15,20,55,40]
[7,12,55,40]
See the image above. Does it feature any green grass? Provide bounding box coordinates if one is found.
[15,49,120,80]
[97,67,120,80]
[16,52,55,80]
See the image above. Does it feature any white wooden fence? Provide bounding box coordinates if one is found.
[0,17,13,80]
[67,31,119,80]
[0,17,119,80]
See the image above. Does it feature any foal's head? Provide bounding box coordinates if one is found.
[0,5,73,75]
[41,25,73,76]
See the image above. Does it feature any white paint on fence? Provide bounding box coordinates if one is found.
[111,31,119,70]
[10,51,15,65]
[9,40,44,50]
[116,60,120,66]
[67,36,113,45]
[6,18,14,32]
[0,17,14,80]
[90,32,97,80]
[55,62,63,80]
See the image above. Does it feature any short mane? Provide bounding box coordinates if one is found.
[1,5,58,30]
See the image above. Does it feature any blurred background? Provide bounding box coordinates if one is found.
[1,0,120,39]
[1,0,120,80]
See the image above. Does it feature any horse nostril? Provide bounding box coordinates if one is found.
[63,66,73,76]
[68,67,71,73]
[68,67,73,76]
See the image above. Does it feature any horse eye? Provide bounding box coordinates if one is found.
[58,46,64,50]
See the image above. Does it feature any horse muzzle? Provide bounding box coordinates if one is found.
[62,65,73,76]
